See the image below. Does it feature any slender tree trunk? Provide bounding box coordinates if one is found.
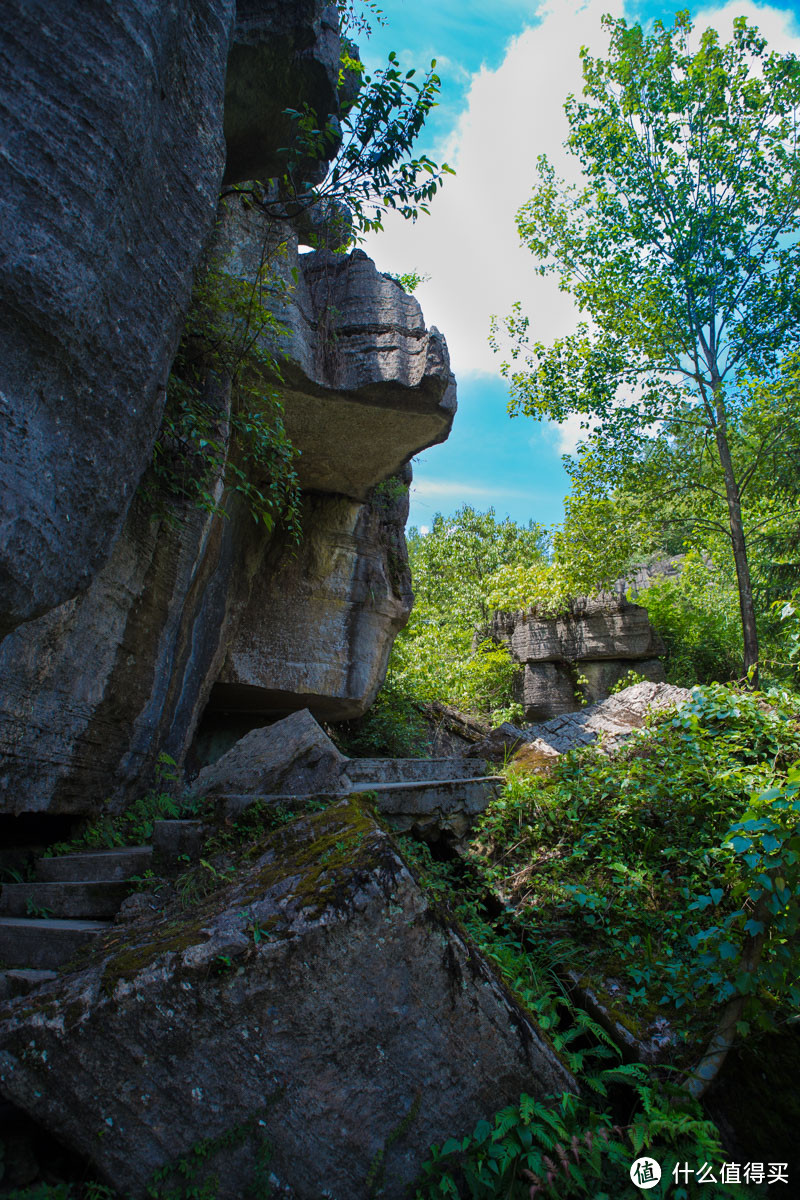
[712,383,760,685]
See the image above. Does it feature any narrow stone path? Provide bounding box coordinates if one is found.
[0,757,502,988]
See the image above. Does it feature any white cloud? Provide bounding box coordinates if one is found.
[362,0,624,376]
[363,0,800,383]
[412,478,546,503]
[694,1,800,46]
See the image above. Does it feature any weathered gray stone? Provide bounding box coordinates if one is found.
[491,594,666,721]
[492,594,665,665]
[0,801,574,1198]
[420,702,490,757]
[214,196,458,499]
[579,658,666,703]
[214,482,414,722]
[465,722,527,762]
[224,1,341,185]
[190,709,346,798]
[524,682,691,756]
[343,757,490,784]
[37,848,154,884]
[0,456,414,816]
[368,777,503,843]
[0,484,259,815]
[510,738,561,776]
[0,0,234,637]
[0,882,131,921]
[0,0,357,641]
[0,917,109,970]
[516,661,578,722]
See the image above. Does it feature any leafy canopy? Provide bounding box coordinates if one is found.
[498,11,800,425]
[493,11,800,675]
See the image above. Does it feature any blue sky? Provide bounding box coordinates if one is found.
[354,0,800,533]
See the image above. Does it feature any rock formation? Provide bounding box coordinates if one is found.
[490,593,666,721]
[0,8,455,820]
[0,1,342,640]
[518,680,690,756]
[0,5,573,1195]
[0,800,574,1198]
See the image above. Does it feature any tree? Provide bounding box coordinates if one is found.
[494,12,800,681]
[407,506,548,627]
[383,508,548,724]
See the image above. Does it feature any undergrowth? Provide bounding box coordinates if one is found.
[48,756,200,856]
[403,680,800,1197]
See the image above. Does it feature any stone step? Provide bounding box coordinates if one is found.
[0,968,58,1003]
[0,880,132,920]
[367,777,503,827]
[220,775,503,842]
[36,845,153,883]
[0,918,110,969]
[344,757,489,784]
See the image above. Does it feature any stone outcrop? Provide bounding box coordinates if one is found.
[223,2,341,186]
[518,681,690,756]
[214,483,413,722]
[214,196,457,499]
[0,470,414,817]
[490,594,666,721]
[0,800,574,1198]
[0,28,456,818]
[0,0,231,636]
[0,1,360,641]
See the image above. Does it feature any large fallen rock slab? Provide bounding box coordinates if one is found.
[0,800,574,1199]
[522,681,691,756]
[189,709,346,798]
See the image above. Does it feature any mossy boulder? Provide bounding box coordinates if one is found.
[0,799,573,1198]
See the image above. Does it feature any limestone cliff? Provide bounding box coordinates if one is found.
[0,3,456,819]
[0,0,342,639]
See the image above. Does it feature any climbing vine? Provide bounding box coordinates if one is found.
[143,232,301,539]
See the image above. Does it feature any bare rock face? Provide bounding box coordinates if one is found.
[0,801,573,1198]
[522,681,691,756]
[0,483,256,816]
[491,595,666,721]
[0,471,412,816]
[0,0,350,641]
[215,197,458,499]
[0,0,234,638]
[224,1,341,184]
[190,709,346,798]
[214,480,414,722]
[0,8,450,820]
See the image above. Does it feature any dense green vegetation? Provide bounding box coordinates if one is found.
[405,682,800,1197]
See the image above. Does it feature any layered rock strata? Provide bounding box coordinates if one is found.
[213,196,458,498]
[0,800,574,1198]
[490,594,666,721]
[0,0,343,639]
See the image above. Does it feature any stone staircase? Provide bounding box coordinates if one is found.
[219,756,503,842]
[0,845,153,997]
[0,756,502,989]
